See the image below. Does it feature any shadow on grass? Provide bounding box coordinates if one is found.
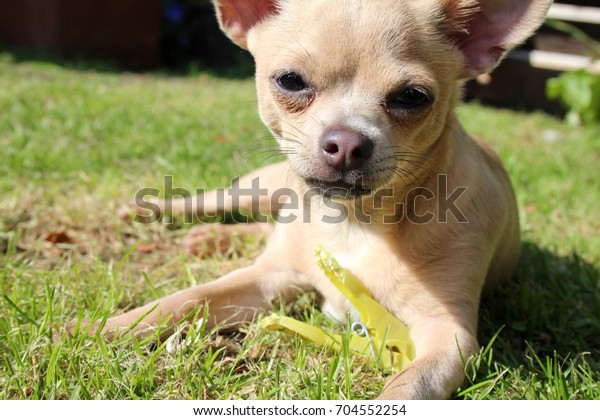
[477,240,600,377]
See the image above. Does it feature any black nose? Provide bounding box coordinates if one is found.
[319,127,374,172]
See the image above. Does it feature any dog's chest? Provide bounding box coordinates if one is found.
[313,222,407,323]
[325,224,386,269]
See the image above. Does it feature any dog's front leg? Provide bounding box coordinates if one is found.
[121,161,292,221]
[378,320,478,400]
[70,262,305,342]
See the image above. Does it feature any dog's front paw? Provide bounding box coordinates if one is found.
[377,364,451,400]
[117,198,162,222]
[52,318,86,344]
[376,334,477,400]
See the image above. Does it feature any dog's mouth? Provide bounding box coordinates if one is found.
[304,177,373,198]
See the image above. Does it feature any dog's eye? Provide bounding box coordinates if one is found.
[276,72,308,92]
[389,87,431,109]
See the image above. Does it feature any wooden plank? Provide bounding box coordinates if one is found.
[508,49,600,74]
[547,3,600,25]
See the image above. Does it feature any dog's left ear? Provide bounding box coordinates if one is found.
[441,0,552,77]
[213,0,279,49]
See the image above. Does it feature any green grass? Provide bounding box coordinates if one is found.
[1,52,599,399]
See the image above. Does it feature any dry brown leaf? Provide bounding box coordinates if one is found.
[45,231,74,244]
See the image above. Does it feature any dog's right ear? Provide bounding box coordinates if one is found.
[213,0,279,49]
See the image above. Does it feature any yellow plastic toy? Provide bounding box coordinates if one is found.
[261,245,415,372]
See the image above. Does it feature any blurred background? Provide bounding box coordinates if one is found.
[0,0,251,73]
[0,0,599,116]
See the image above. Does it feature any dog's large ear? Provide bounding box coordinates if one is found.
[213,0,279,49]
[441,0,552,77]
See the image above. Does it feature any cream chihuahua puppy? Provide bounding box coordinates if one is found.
[71,0,552,399]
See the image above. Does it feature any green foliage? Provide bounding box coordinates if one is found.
[546,70,600,126]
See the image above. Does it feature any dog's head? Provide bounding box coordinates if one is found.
[214,0,551,198]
